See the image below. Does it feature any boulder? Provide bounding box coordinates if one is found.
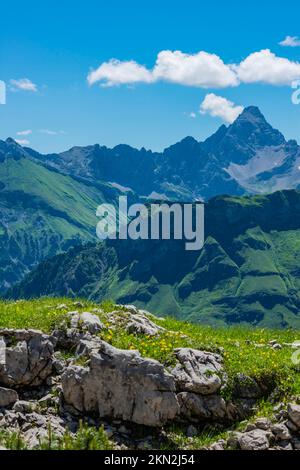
[171,348,224,395]
[271,423,291,441]
[0,330,55,387]
[69,311,105,335]
[62,339,179,427]
[177,392,226,422]
[238,429,270,450]
[287,403,300,428]
[209,439,226,450]
[13,400,39,414]
[0,387,18,408]
[108,309,165,336]
[125,314,165,336]
[255,417,271,430]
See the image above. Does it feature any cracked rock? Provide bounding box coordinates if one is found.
[171,348,224,395]
[62,339,179,427]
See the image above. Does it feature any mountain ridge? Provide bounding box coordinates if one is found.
[8,105,300,201]
[8,188,300,328]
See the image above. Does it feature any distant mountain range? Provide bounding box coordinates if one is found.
[0,139,128,291]
[9,189,300,329]
[2,105,300,326]
[26,106,300,200]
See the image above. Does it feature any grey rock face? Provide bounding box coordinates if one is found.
[0,330,56,387]
[238,429,270,450]
[177,392,226,421]
[171,348,224,395]
[287,403,300,428]
[0,387,18,407]
[255,417,271,430]
[271,423,291,441]
[125,313,165,336]
[13,400,38,413]
[62,340,179,427]
[108,309,165,337]
[68,311,105,335]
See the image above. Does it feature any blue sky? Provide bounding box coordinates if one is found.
[1,0,300,153]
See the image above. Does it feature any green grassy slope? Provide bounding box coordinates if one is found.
[0,154,121,291]
[9,189,300,328]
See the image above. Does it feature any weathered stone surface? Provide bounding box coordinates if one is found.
[271,423,291,441]
[52,328,91,350]
[125,313,165,336]
[108,308,165,337]
[288,403,300,428]
[13,400,38,414]
[23,427,49,449]
[0,330,56,387]
[0,387,18,408]
[177,392,226,422]
[69,311,105,335]
[62,339,179,427]
[238,429,270,450]
[227,431,243,450]
[255,417,271,430]
[171,348,224,395]
[209,439,226,450]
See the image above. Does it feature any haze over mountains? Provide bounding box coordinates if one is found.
[9,189,300,329]
[2,105,300,327]
[27,106,300,200]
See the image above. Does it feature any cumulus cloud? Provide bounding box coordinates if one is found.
[87,49,300,90]
[236,49,300,85]
[200,93,244,124]
[279,36,300,47]
[152,50,238,88]
[15,139,30,146]
[16,129,32,136]
[87,50,238,88]
[10,78,37,92]
[87,59,154,87]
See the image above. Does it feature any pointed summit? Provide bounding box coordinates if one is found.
[236,105,267,123]
[203,106,286,165]
[228,105,285,148]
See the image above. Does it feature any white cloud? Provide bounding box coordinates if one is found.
[87,59,154,87]
[39,129,66,135]
[189,112,197,118]
[200,93,244,124]
[279,36,300,47]
[87,48,300,90]
[15,139,30,146]
[87,50,238,88]
[152,50,238,88]
[16,129,32,136]
[10,78,37,92]
[236,49,300,85]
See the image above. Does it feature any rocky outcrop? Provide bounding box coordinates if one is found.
[0,303,298,451]
[108,308,165,336]
[178,392,227,421]
[62,339,179,427]
[209,402,300,450]
[0,387,18,408]
[68,311,105,335]
[171,348,225,395]
[0,329,56,387]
